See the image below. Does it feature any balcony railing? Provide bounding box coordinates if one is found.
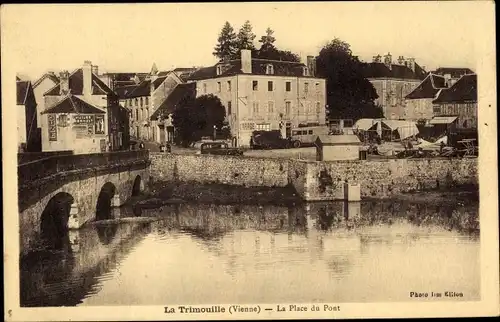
[18,150,149,186]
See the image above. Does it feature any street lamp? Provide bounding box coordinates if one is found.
[213,125,217,141]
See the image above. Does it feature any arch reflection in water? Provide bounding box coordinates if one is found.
[40,192,75,251]
[96,182,117,221]
[20,220,153,307]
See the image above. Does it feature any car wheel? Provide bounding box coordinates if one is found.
[293,140,301,148]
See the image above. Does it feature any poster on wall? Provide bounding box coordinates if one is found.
[47,114,57,141]
[95,115,105,134]
[73,114,95,125]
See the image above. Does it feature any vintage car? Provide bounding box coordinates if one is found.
[250,130,290,149]
[199,142,243,156]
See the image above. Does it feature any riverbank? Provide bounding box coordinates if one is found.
[132,180,478,209]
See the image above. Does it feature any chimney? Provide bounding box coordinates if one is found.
[307,55,316,77]
[406,57,416,72]
[91,65,99,75]
[383,52,392,69]
[444,73,452,87]
[241,49,252,74]
[397,56,405,65]
[372,54,382,63]
[83,60,93,98]
[59,70,70,95]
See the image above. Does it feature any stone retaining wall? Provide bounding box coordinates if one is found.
[150,153,478,200]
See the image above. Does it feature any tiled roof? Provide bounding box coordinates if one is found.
[363,62,427,80]
[125,80,151,98]
[433,67,474,79]
[16,81,30,105]
[405,73,447,99]
[152,76,167,89]
[432,74,477,104]
[150,83,196,120]
[187,58,309,81]
[115,85,139,99]
[33,72,60,88]
[44,69,116,97]
[42,94,106,114]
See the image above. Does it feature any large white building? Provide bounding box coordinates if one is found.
[187,49,327,147]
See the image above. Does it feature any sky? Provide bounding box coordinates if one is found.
[1,2,493,80]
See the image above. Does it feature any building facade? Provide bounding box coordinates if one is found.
[117,66,194,143]
[432,74,478,130]
[17,80,40,152]
[42,61,127,152]
[187,49,327,147]
[404,73,447,121]
[363,53,427,120]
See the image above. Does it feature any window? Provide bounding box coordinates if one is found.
[268,101,274,113]
[140,97,144,107]
[216,65,222,76]
[307,102,312,114]
[203,83,207,94]
[304,82,309,93]
[316,102,321,114]
[315,82,320,93]
[286,81,291,92]
[266,64,274,75]
[285,101,291,115]
[256,123,271,131]
[135,98,138,106]
[253,80,258,91]
[268,81,273,92]
[308,130,313,135]
[228,101,232,115]
[145,97,149,106]
[227,81,232,91]
[303,67,309,76]
[217,82,221,92]
[252,101,259,115]
[129,99,133,106]
[136,109,139,120]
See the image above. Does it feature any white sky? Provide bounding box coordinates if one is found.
[1,2,491,80]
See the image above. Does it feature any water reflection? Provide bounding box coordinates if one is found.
[20,200,480,306]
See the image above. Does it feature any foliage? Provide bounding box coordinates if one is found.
[316,38,381,121]
[213,22,238,60]
[172,95,227,147]
[214,23,300,62]
[236,20,256,51]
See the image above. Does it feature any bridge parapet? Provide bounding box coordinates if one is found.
[18,150,149,186]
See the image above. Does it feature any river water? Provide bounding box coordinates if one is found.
[20,200,480,306]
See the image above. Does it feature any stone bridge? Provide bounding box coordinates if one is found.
[18,150,150,255]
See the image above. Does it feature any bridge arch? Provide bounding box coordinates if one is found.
[132,175,142,197]
[96,182,117,221]
[40,192,75,251]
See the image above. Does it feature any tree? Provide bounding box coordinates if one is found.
[213,22,238,60]
[172,95,227,147]
[236,20,256,51]
[316,38,381,121]
[258,27,276,50]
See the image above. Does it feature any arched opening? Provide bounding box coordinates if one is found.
[132,175,142,197]
[96,182,116,221]
[40,192,74,251]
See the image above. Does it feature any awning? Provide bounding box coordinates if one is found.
[429,116,458,124]
[381,120,419,140]
[353,118,382,131]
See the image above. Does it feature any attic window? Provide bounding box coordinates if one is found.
[216,65,223,76]
[265,64,274,75]
[303,67,310,76]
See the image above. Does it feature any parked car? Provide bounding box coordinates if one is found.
[250,130,290,149]
[290,125,330,148]
[199,142,243,156]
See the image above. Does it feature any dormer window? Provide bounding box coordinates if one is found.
[265,64,274,75]
[216,65,223,76]
[303,67,310,76]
